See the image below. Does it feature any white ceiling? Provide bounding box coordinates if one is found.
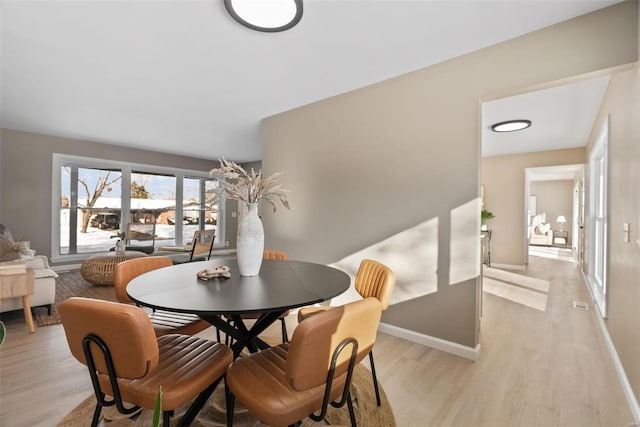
[0,0,621,162]
[482,75,611,158]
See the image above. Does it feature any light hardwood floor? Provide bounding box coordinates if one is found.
[0,253,634,426]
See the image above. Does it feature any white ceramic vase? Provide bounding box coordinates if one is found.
[237,203,264,276]
[115,240,126,255]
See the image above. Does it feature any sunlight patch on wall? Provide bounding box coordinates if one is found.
[329,217,438,307]
[449,198,481,285]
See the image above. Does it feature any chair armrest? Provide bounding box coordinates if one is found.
[24,255,51,270]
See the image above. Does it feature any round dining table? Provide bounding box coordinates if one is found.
[127,257,350,357]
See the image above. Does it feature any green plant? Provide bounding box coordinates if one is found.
[481,209,496,222]
[152,387,162,427]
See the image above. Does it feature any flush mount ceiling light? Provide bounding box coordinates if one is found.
[224,0,303,33]
[491,119,532,133]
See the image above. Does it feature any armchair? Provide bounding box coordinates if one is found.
[0,224,58,315]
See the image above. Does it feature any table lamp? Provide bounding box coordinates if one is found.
[556,215,566,231]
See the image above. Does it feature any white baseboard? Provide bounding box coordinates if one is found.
[580,271,640,425]
[378,322,481,361]
[488,263,525,270]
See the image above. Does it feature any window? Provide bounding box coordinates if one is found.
[59,166,122,255]
[587,116,608,317]
[182,177,219,244]
[52,155,225,261]
[130,171,177,246]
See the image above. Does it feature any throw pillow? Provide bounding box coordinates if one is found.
[538,223,551,234]
[0,236,34,261]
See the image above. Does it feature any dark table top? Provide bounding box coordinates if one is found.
[126,258,350,315]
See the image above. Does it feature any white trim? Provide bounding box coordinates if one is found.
[378,322,481,361]
[586,116,609,318]
[580,270,640,425]
[489,263,525,271]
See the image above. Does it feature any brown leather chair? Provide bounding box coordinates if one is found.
[114,256,211,338]
[298,259,396,406]
[59,297,233,427]
[226,297,383,427]
[262,249,288,260]
[226,250,290,344]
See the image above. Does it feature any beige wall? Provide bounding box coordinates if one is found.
[585,65,640,405]
[482,148,585,267]
[0,129,238,262]
[262,2,638,348]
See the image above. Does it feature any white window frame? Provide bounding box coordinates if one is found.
[587,116,609,318]
[51,153,225,263]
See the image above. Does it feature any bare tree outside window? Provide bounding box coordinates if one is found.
[63,167,122,233]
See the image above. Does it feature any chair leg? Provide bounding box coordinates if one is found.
[226,381,235,427]
[178,378,221,427]
[91,403,102,427]
[369,350,382,406]
[280,318,289,343]
[346,389,357,427]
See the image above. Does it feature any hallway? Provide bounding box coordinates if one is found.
[372,251,633,426]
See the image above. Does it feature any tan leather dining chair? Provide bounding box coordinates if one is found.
[114,256,211,338]
[59,297,233,427]
[226,297,383,427]
[298,258,396,406]
[225,250,290,344]
[263,249,289,260]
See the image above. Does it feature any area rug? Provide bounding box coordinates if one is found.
[57,364,396,426]
[33,271,118,327]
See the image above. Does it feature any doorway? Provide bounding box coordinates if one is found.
[524,164,584,266]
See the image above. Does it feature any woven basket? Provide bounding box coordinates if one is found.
[80,251,148,286]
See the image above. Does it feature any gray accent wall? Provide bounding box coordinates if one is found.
[0,129,235,263]
[260,2,638,348]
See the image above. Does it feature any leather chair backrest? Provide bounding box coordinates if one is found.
[113,256,173,303]
[263,250,288,260]
[285,297,382,391]
[354,259,396,311]
[59,297,159,379]
[191,229,216,259]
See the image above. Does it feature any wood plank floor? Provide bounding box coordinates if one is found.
[0,253,634,426]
